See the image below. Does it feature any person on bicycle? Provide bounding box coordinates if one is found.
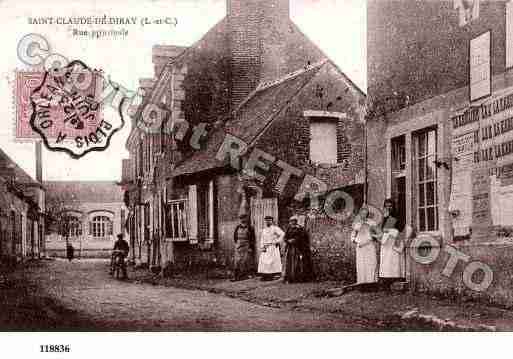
[111,233,129,279]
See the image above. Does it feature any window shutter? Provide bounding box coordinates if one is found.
[208,180,214,241]
[188,185,198,242]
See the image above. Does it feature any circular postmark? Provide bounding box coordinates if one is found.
[28,60,125,159]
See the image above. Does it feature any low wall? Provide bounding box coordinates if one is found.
[46,237,115,258]
[307,215,356,282]
[408,240,513,307]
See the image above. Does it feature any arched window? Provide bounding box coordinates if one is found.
[68,216,82,237]
[60,214,82,239]
[90,216,113,239]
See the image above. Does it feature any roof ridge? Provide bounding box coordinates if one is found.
[0,146,39,185]
[255,58,328,92]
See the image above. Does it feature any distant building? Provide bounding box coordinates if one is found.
[44,181,126,258]
[0,145,45,265]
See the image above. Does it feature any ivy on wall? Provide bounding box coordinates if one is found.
[182,50,231,127]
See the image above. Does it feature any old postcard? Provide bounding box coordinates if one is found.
[1,0,512,355]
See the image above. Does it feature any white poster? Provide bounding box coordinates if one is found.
[470,31,491,102]
[507,1,513,68]
[449,132,475,236]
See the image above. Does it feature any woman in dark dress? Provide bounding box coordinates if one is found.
[283,216,313,283]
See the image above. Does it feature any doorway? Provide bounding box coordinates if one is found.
[250,197,278,266]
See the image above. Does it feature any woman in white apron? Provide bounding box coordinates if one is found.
[379,198,405,289]
[258,216,285,281]
[351,207,378,284]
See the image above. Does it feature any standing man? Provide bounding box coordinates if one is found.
[66,243,74,262]
[232,214,256,282]
[258,215,284,281]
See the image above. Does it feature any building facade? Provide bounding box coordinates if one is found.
[45,181,126,258]
[367,0,513,304]
[122,0,366,280]
[0,146,45,266]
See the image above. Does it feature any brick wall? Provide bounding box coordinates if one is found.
[228,0,263,108]
[368,0,507,113]
[227,0,324,108]
[255,62,364,193]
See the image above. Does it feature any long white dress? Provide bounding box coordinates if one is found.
[379,228,405,278]
[258,225,285,274]
[351,221,377,284]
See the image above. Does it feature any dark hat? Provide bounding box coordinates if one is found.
[239,213,248,219]
[264,215,274,220]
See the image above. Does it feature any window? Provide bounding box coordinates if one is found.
[414,128,438,232]
[165,200,188,241]
[90,216,113,239]
[66,216,82,237]
[310,118,338,164]
[198,181,214,241]
[391,135,406,172]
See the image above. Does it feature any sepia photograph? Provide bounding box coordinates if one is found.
[2,0,513,353]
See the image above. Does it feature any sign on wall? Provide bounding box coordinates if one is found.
[449,132,474,236]
[450,86,513,241]
[470,31,491,102]
[471,166,492,236]
[507,1,513,68]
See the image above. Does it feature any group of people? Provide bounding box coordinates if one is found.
[351,198,405,289]
[232,214,313,283]
[107,199,403,288]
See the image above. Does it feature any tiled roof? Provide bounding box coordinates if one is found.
[0,147,39,186]
[171,62,326,178]
[44,181,124,203]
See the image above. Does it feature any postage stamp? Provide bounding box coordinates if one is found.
[15,60,124,158]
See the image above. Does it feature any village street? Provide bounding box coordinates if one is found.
[3,259,512,331]
[0,259,394,331]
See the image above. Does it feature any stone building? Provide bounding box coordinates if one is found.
[0,145,45,265]
[122,0,365,280]
[367,0,513,304]
[45,181,126,258]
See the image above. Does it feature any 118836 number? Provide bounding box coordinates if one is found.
[40,345,70,353]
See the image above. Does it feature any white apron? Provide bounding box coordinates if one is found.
[258,245,282,274]
[258,225,284,274]
[379,228,404,278]
[352,221,377,284]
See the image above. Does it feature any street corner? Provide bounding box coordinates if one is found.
[20,61,123,159]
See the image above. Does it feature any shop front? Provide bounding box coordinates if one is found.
[368,77,513,306]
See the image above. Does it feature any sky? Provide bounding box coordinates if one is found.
[0,0,366,182]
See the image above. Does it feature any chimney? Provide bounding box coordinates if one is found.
[35,141,42,183]
[227,0,290,108]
